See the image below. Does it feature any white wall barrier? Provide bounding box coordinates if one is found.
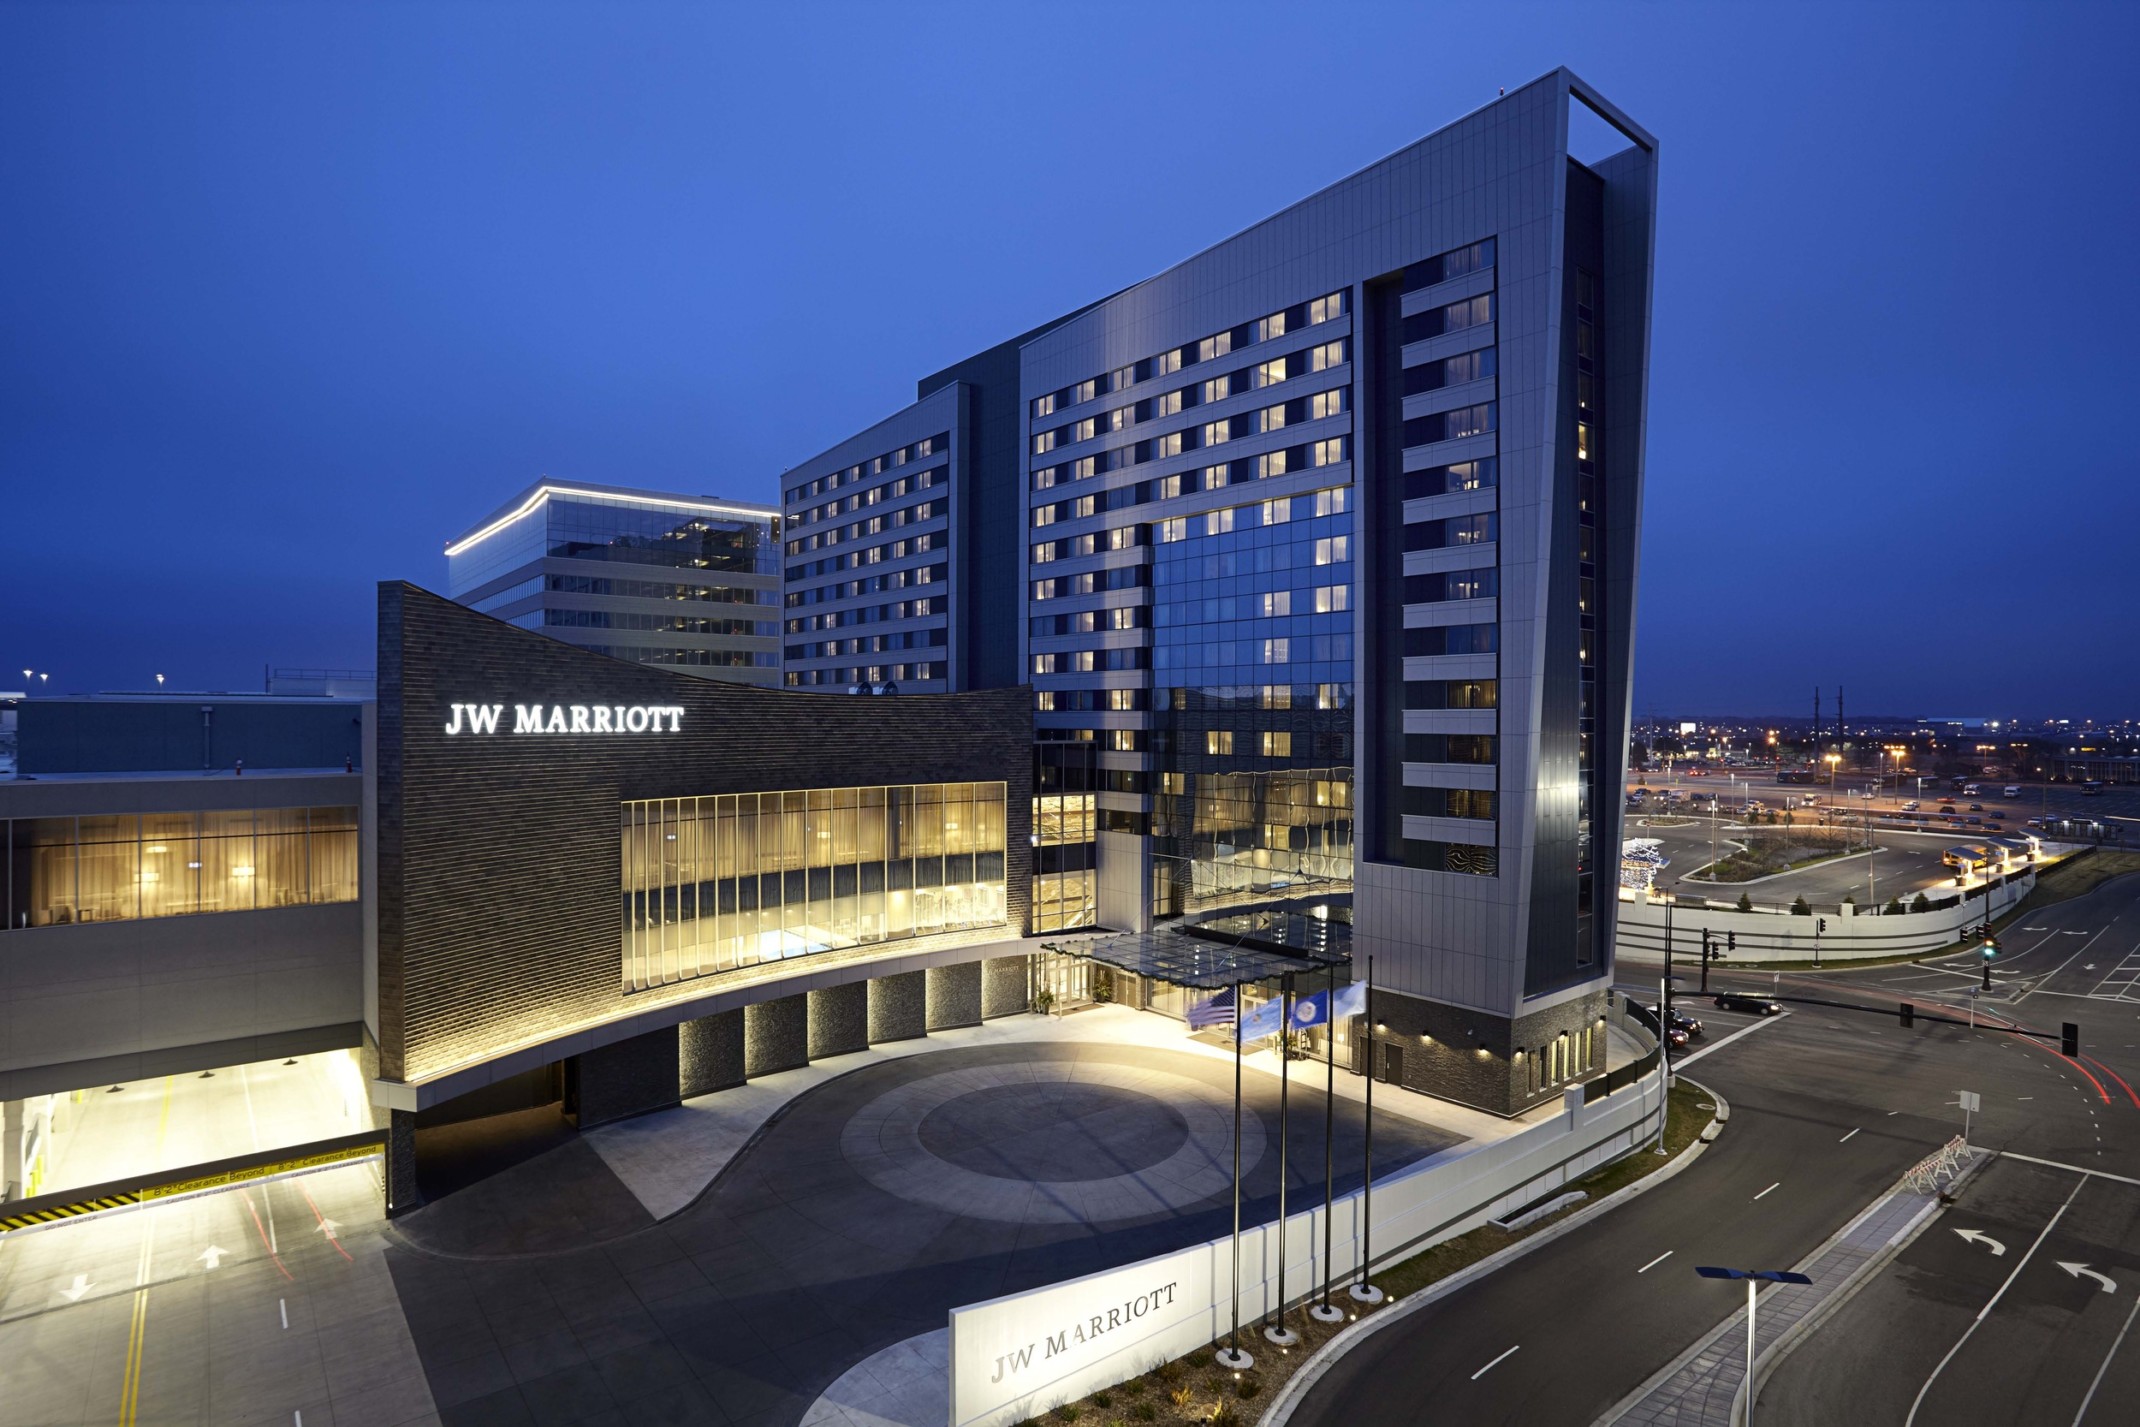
[947,1065,1665,1427]
[1615,869,2034,965]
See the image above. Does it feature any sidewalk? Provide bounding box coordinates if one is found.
[585,1002,1541,1220]
[1603,1149,1987,1426]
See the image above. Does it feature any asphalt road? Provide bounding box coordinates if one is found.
[1286,870,2140,1427]
[1627,814,1959,905]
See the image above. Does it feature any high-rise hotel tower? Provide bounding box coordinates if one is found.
[779,70,1656,1112]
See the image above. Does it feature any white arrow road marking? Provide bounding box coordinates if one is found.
[1639,1251,1673,1274]
[1955,1229,2008,1256]
[55,1274,91,1301]
[1471,1345,1519,1380]
[197,1245,227,1270]
[314,1217,340,1240]
[2060,1262,2117,1294]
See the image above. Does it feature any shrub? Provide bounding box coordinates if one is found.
[1119,1379,1145,1399]
[1791,895,1811,916]
[1208,1405,1239,1427]
[1737,892,1753,912]
[1132,1405,1156,1423]
[1154,1361,1183,1385]
[1055,1407,1081,1423]
[1886,897,1904,915]
[1911,892,1931,912]
[1091,1394,1112,1410]
[1170,1386,1195,1410]
[1234,1376,1262,1400]
[1184,1351,1212,1371]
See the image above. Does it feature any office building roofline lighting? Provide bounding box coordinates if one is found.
[444,483,775,557]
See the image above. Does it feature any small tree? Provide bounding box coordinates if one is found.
[1737,892,1754,912]
[1885,897,1905,916]
[1791,895,1812,916]
[1911,891,1931,913]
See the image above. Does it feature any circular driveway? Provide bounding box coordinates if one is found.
[843,1059,1264,1223]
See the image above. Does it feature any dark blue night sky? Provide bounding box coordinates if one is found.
[4,2,2134,717]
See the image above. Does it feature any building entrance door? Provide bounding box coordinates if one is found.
[1036,951,1094,1014]
[1380,1042,1404,1084]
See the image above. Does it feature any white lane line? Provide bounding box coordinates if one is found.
[1906,1175,2087,1427]
[1674,1010,1792,1067]
[1471,1344,1520,1380]
[1638,1251,1673,1274]
[2074,1297,2140,1426]
[279,1297,288,1329]
[1839,1128,1861,1143]
[1754,1182,1780,1200]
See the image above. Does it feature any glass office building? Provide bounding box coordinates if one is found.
[446,481,782,684]
[620,781,1009,990]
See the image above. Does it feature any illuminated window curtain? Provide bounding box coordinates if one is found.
[139,813,198,918]
[198,810,256,913]
[255,808,308,908]
[75,815,138,923]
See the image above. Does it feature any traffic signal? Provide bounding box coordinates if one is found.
[2062,1023,2079,1057]
[1727,931,1736,953]
[1900,1002,1914,1027]
[1982,938,1998,959]
[1818,917,1828,934]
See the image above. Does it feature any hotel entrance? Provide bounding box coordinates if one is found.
[1034,947,1096,1014]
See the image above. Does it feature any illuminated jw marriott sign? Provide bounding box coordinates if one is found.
[443,702,685,735]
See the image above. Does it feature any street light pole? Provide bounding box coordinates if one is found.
[1694,1267,1814,1427]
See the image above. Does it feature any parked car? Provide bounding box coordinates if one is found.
[1901,800,1921,811]
[1714,992,1783,1016]
[2003,786,2022,798]
[1968,802,1984,811]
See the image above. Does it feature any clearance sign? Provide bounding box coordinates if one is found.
[442,702,685,736]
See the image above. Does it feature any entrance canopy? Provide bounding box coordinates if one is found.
[1050,898,1350,990]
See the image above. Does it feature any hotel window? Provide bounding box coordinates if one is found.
[1253,358,1288,389]
[1032,653,1058,675]
[1314,534,1349,565]
[1106,525,1139,551]
[1260,684,1292,710]
[1256,450,1290,479]
[1032,541,1057,563]
[1107,730,1141,752]
[1035,691,1056,710]
[1073,495,1097,518]
[1261,731,1294,757]
[1314,583,1349,613]
[1159,517,1189,543]
[1311,389,1347,420]
[1157,431,1185,459]
[620,783,1010,991]
[1112,366,1134,391]
[1262,637,1289,664]
[1072,417,1097,442]
[1309,339,1346,372]
[1257,404,1287,434]
[1032,506,1057,528]
[1154,473,1182,500]
[1032,467,1059,492]
[1261,499,1291,526]
[1108,406,1132,432]
[1308,290,1347,324]
[1157,389,1184,417]
[1199,332,1232,361]
[1312,437,1347,467]
[1108,606,1141,630]
[1072,457,1097,481]
[1033,430,1058,455]
[1202,375,1231,404]
[1317,683,1344,710]
[1206,730,1235,755]
[1255,312,1288,342]
[1073,378,1098,403]
[1205,508,1235,535]
[1261,590,1291,617]
[1156,349,1183,376]
[1107,689,1139,711]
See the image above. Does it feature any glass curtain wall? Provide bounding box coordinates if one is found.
[1032,793,1097,932]
[622,781,1008,991]
[5,807,360,930]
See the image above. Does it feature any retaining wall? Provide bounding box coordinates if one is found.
[1615,870,2033,964]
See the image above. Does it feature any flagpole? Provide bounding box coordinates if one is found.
[1217,985,1253,1371]
[1350,954,1383,1304]
[1265,973,1298,1346]
[1311,959,1343,1323]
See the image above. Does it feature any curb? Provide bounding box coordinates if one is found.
[1260,1078,1726,1427]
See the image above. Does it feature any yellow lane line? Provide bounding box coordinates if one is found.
[118,1076,174,1425]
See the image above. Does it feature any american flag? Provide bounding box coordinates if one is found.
[1186,986,1237,1031]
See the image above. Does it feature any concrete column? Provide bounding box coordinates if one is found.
[925,962,983,1031]
[868,971,927,1044]
[745,994,808,1077]
[385,1108,423,1218]
[680,1009,745,1098]
[570,1027,682,1129]
[982,955,1032,1018]
[2,1099,24,1202]
[808,982,869,1059]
